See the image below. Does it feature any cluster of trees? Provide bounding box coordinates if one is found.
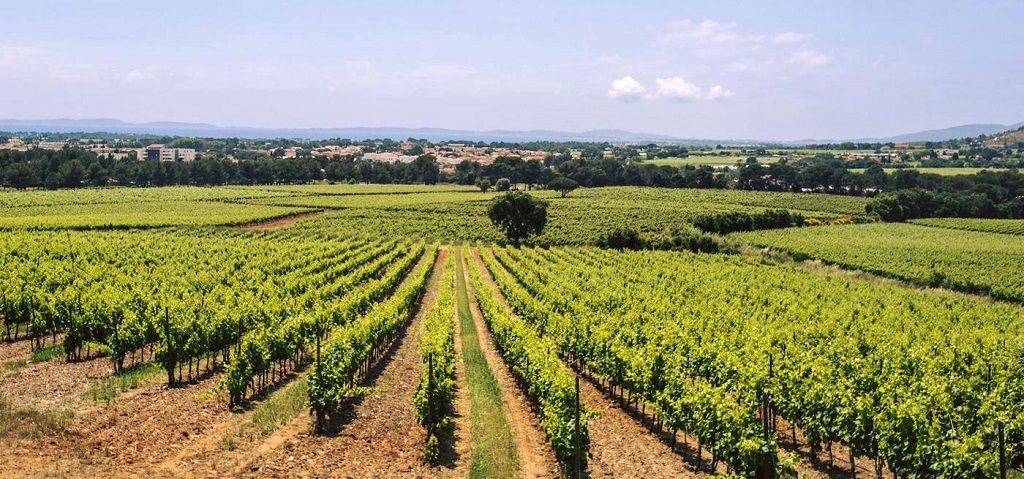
[4,140,1023,225]
[691,210,805,235]
[0,148,444,189]
[544,153,1024,202]
[867,189,1024,222]
[453,155,552,189]
[863,168,1024,221]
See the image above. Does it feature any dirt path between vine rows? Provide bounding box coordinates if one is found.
[231,210,327,230]
[468,247,708,479]
[462,250,560,478]
[241,247,466,478]
[448,270,475,474]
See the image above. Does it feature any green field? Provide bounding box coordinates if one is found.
[911,217,1024,235]
[291,186,870,245]
[847,167,1012,176]
[483,244,1024,477]
[1,182,1021,478]
[645,155,773,167]
[0,201,312,230]
[0,185,294,207]
[733,222,1024,302]
[241,183,479,196]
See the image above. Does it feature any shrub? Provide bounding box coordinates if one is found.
[595,228,645,250]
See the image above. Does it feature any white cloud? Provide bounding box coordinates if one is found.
[772,32,813,44]
[651,77,703,101]
[706,85,735,100]
[125,69,153,82]
[658,20,827,68]
[788,50,831,67]
[408,64,475,79]
[609,75,734,102]
[662,20,812,46]
[607,75,647,101]
[667,20,747,43]
[553,55,622,69]
[0,46,42,70]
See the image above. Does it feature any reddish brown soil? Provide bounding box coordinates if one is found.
[0,337,37,362]
[239,248,461,479]
[0,370,232,478]
[231,210,326,230]
[462,250,561,478]
[468,248,707,479]
[774,413,895,479]
[0,355,111,410]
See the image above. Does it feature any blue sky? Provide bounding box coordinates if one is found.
[2,0,1022,140]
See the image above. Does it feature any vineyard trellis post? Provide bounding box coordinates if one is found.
[315,325,323,432]
[574,374,581,479]
[427,352,434,438]
[999,420,1006,479]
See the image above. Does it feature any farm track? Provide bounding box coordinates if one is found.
[231,210,327,230]
[447,273,475,475]
[468,248,708,479]
[241,247,459,478]
[462,250,560,478]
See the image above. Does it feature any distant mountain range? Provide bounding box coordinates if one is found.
[1,118,1022,145]
[849,122,1024,144]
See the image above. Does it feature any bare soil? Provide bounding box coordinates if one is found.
[774,413,895,479]
[0,369,233,479]
[239,248,461,479]
[231,210,326,230]
[0,337,37,362]
[0,355,111,410]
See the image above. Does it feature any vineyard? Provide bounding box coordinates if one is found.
[1,184,1021,478]
[290,186,868,245]
[479,245,1024,477]
[734,222,1024,303]
[911,217,1024,236]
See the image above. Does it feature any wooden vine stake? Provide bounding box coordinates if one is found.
[574,374,582,479]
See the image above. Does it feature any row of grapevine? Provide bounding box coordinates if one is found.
[489,244,1024,478]
[0,229,405,394]
[480,247,775,477]
[309,245,439,429]
[222,243,425,405]
[733,222,1024,303]
[911,217,1024,236]
[464,249,590,476]
[415,252,456,460]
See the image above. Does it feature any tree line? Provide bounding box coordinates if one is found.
[3,146,1022,222]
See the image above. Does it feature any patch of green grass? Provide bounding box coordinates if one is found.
[457,250,519,479]
[0,395,73,439]
[251,375,309,434]
[85,362,163,404]
[2,358,28,372]
[848,167,1011,176]
[30,343,64,363]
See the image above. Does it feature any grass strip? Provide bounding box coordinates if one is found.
[457,248,519,479]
